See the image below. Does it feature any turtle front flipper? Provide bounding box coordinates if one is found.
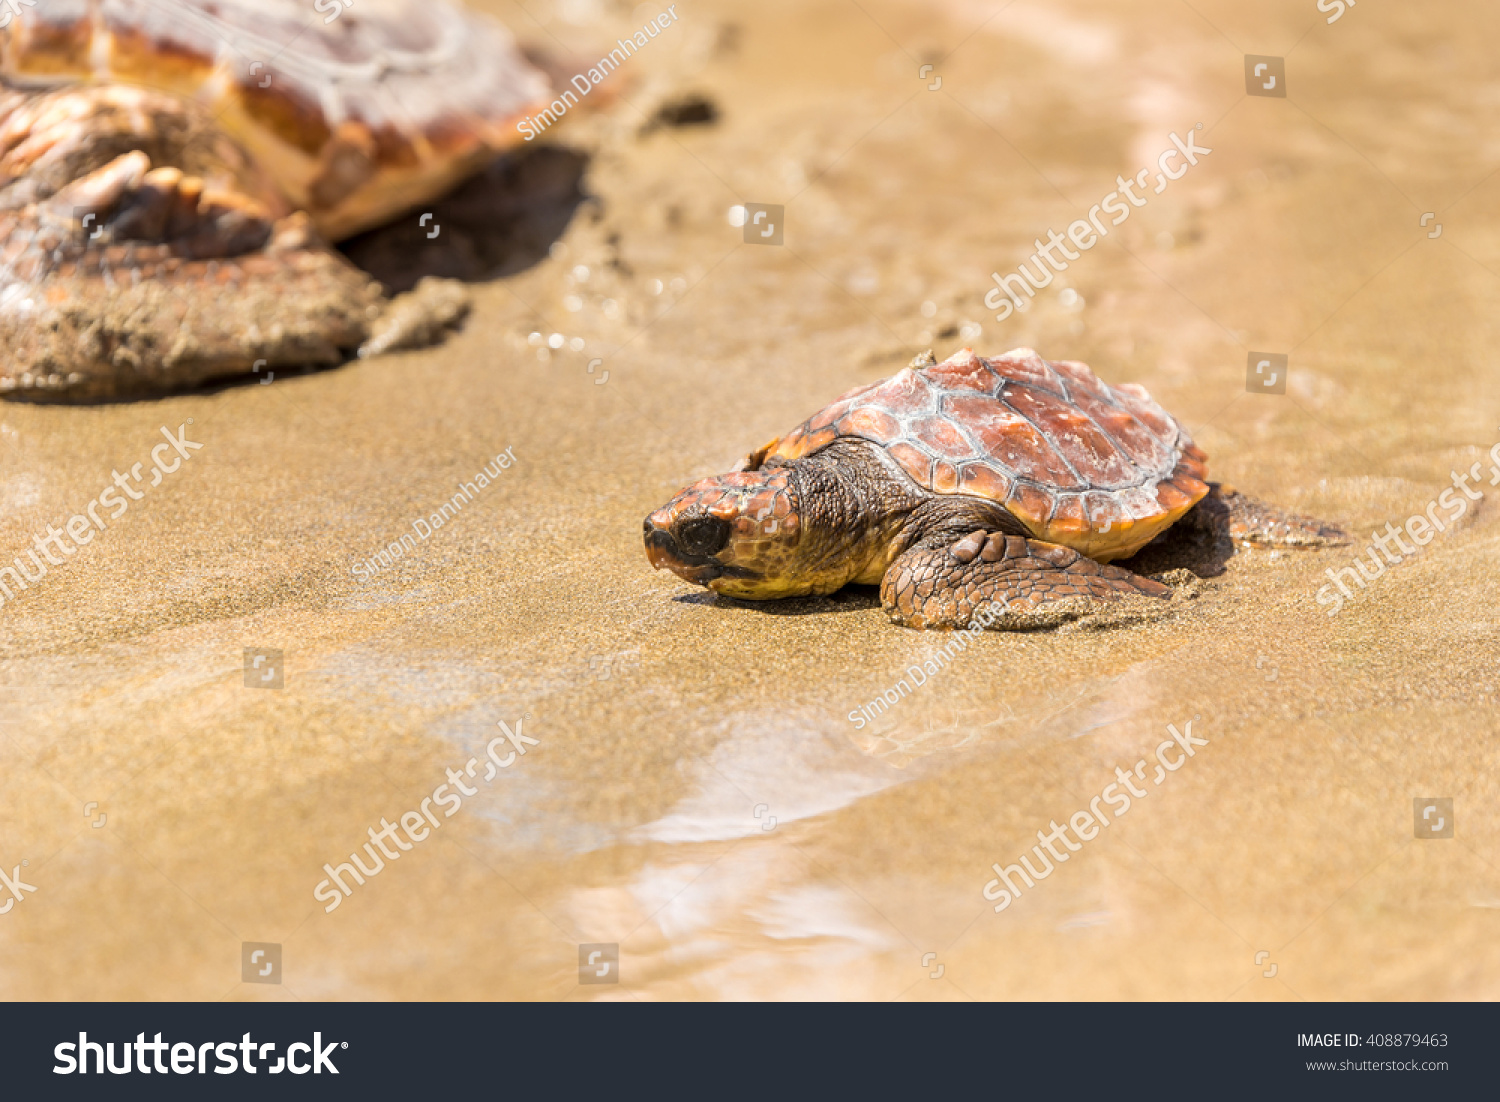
[880,530,1171,631]
[0,144,393,401]
[0,85,467,402]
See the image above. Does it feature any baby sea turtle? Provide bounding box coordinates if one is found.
[644,348,1347,630]
[0,0,550,401]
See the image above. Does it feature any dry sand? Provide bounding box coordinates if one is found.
[1,0,1498,1000]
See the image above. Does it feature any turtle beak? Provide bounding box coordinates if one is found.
[643,516,725,586]
[643,528,676,572]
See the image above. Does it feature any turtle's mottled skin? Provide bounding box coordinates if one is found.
[644,348,1348,630]
[0,0,550,400]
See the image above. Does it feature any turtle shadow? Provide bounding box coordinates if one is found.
[1115,486,1237,580]
[13,361,349,406]
[339,144,591,295]
[678,585,883,617]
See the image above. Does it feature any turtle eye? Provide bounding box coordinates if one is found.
[675,512,731,557]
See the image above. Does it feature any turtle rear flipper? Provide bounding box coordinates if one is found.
[1189,483,1350,549]
[880,530,1171,631]
[1220,484,1350,548]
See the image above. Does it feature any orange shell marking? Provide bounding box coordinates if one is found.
[769,348,1210,561]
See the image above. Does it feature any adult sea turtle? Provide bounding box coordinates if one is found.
[644,347,1347,629]
[0,0,551,400]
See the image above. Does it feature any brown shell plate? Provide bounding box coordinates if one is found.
[0,0,552,239]
[768,348,1210,561]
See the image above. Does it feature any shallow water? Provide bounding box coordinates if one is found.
[1,0,1498,1001]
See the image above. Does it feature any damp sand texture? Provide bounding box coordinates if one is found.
[0,0,1498,1001]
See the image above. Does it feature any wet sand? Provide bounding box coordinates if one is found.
[1,0,1498,1000]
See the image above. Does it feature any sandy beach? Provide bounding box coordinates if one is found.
[1,0,1497,1001]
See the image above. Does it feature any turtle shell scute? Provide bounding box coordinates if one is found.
[764,347,1211,559]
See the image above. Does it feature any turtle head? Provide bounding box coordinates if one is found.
[643,468,817,598]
